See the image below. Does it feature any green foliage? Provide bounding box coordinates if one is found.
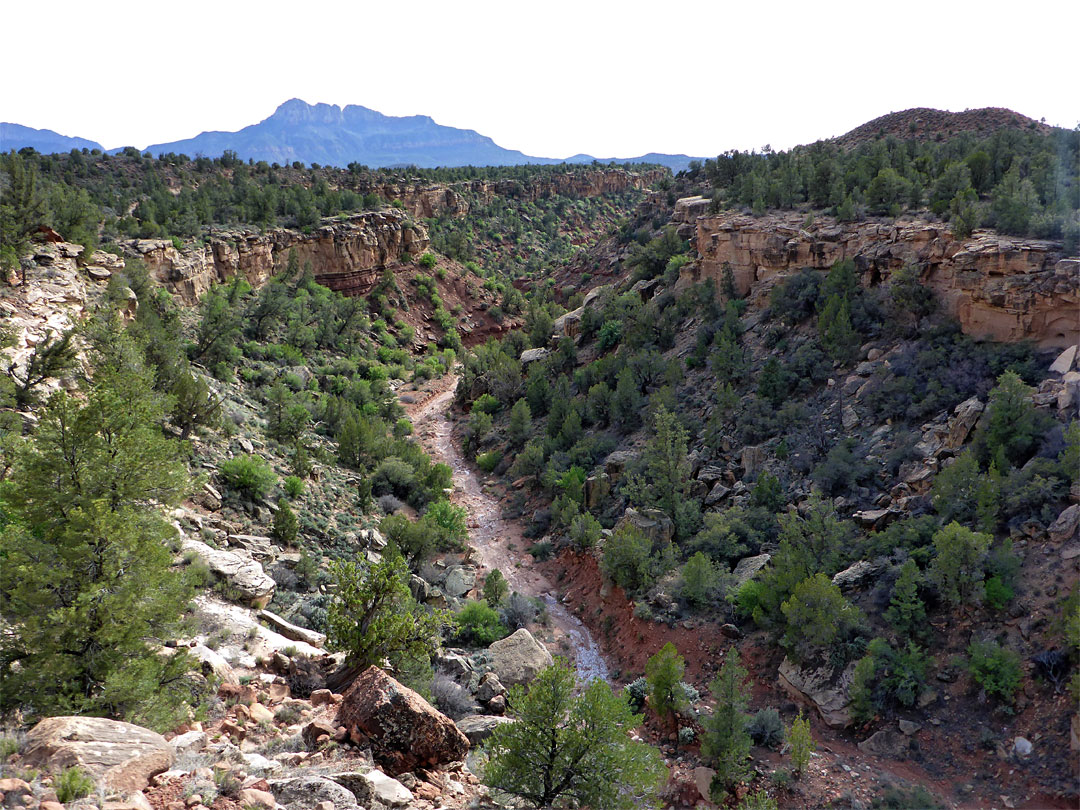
[849,653,878,723]
[601,523,659,595]
[0,151,47,270]
[788,711,815,775]
[54,767,95,803]
[927,522,991,607]
[738,790,779,810]
[270,498,298,546]
[975,370,1049,469]
[780,574,864,662]
[508,398,532,447]
[885,560,926,636]
[3,328,78,408]
[931,451,1000,532]
[702,649,752,800]
[425,499,468,545]
[983,575,1014,610]
[483,568,509,606]
[680,552,721,609]
[569,512,602,551]
[966,641,1023,704]
[872,783,944,809]
[283,475,305,498]
[454,600,509,646]
[645,642,686,719]
[0,324,196,728]
[327,554,449,673]
[219,454,277,499]
[622,406,697,539]
[418,252,438,269]
[476,450,501,472]
[483,660,667,810]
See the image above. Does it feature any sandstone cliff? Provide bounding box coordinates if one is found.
[125,211,429,305]
[682,209,1079,349]
[466,167,667,205]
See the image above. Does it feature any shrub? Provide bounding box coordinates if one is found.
[780,574,864,662]
[928,522,992,607]
[966,641,1023,703]
[501,591,539,630]
[747,707,784,748]
[624,676,650,712]
[418,252,438,269]
[431,672,477,719]
[601,523,658,595]
[738,791,779,810]
[454,600,509,646]
[55,767,95,803]
[219,454,277,499]
[476,451,501,473]
[270,498,299,546]
[681,551,722,609]
[645,643,686,719]
[569,512,602,550]
[473,393,500,414]
[283,475,305,498]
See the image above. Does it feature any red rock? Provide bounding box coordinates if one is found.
[336,666,469,776]
[301,720,337,749]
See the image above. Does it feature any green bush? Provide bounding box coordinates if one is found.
[476,451,501,472]
[747,707,784,748]
[55,767,95,803]
[219,454,277,499]
[418,252,438,269]
[454,600,509,646]
[966,641,1023,704]
[283,475,305,498]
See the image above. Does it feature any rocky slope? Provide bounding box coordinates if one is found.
[833,107,1051,149]
[680,207,1079,348]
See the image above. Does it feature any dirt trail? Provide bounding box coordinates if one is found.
[407,379,609,683]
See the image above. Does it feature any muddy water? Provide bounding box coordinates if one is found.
[410,384,609,683]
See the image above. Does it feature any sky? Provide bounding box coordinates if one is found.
[5,0,1078,159]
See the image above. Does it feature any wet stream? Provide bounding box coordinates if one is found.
[410,384,609,683]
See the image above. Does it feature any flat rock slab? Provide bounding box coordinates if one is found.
[24,716,175,793]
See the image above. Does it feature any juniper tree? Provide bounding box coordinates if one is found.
[645,642,686,720]
[702,648,752,801]
[0,321,196,728]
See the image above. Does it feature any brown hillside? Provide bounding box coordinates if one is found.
[834,106,1051,148]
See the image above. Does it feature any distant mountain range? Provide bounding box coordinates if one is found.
[2,99,702,172]
[1,122,104,154]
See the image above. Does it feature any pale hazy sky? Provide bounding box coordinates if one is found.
[5,0,1078,158]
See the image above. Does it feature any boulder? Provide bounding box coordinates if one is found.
[1050,344,1078,374]
[553,307,584,338]
[731,553,771,589]
[777,658,855,729]
[180,536,275,608]
[519,348,550,365]
[831,559,886,591]
[488,628,554,687]
[0,779,32,808]
[704,481,732,507]
[740,445,767,478]
[335,666,469,776]
[302,720,337,748]
[268,776,359,809]
[947,397,984,448]
[584,473,611,509]
[237,788,276,809]
[858,729,911,759]
[476,671,506,703]
[258,609,326,648]
[443,566,476,598]
[168,730,206,756]
[455,715,514,745]
[615,507,673,545]
[331,769,413,807]
[23,716,175,793]
[1049,504,1080,544]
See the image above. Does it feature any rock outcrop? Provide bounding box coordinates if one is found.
[180,536,276,608]
[23,716,175,793]
[683,210,1079,349]
[335,666,469,776]
[778,657,856,729]
[467,168,666,206]
[124,211,428,305]
[487,628,554,687]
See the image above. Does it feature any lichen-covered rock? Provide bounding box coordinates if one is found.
[778,657,856,729]
[180,536,275,608]
[488,628,554,687]
[330,770,413,807]
[335,666,469,776]
[268,776,358,809]
[23,716,175,793]
[455,714,514,745]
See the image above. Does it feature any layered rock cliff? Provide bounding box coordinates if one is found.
[466,167,667,205]
[125,211,429,305]
[682,209,1079,349]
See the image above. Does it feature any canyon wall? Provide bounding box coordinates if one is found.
[126,211,428,305]
[682,209,1079,349]
[465,167,667,205]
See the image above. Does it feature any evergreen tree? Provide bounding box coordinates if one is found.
[508,398,532,447]
[702,648,752,801]
[483,568,509,606]
[0,322,195,728]
[681,552,721,609]
[788,710,815,775]
[271,498,299,546]
[927,522,991,607]
[645,642,686,720]
[623,406,695,537]
[885,559,926,636]
[483,660,666,810]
